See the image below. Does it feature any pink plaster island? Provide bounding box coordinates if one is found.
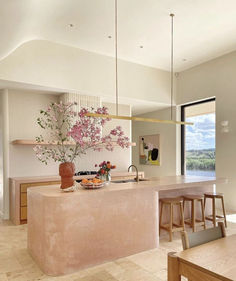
[27,176,226,276]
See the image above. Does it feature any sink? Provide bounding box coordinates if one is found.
[111,179,137,183]
[139,178,150,181]
[111,178,150,183]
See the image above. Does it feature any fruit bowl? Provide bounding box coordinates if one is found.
[80,178,105,189]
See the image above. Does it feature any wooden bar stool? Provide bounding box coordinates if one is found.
[204,192,227,227]
[183,194,206,232]
[159,197,185,242]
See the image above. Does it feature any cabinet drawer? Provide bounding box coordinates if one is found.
[20,181,61,192]
[20,207,27,220]
[21,193,27,206]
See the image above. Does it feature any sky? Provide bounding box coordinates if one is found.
[186,113,215,151]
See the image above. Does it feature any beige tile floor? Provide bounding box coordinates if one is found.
[0,216,236,281]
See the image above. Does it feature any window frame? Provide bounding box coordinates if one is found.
[181,98,216,175]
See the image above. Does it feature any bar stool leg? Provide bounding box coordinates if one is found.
[183,199,186,225]
[169,203,173,242]
[192,199,196,232]
[212,197,216,227]
[200,199,206,230]
[221,196,227,228]
[159,201,163,235]
[179,201,185,231]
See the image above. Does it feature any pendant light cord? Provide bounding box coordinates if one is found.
[170,13,174,121]
[115,0,119,116]
[85,11,193,126]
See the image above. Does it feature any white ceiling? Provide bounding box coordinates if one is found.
[1,0,236,71]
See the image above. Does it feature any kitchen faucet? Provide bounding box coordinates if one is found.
[128,165,139,182]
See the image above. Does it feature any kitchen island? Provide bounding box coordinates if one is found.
[10,171,144,225]
[27,176,227,276]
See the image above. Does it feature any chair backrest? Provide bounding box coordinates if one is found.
[181,222,226,250]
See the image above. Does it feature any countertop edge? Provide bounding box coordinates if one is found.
[27,176,228,198]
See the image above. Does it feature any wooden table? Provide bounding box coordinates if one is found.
[168,234,236,281]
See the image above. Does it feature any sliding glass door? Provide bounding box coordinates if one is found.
[181,99,216,176]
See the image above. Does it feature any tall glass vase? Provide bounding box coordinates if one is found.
[100,172,111,184]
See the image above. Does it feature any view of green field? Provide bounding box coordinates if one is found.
[186,149,215,170]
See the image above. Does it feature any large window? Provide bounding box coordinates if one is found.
[181,99,216,176]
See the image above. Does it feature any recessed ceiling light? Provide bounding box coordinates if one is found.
[69,23,74,28]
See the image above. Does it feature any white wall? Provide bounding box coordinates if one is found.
[0,89,9,218]
[0,40,172,105]
[177,51,236,211]
[77,102,131,171]
[132,108,177,178]
[0,91,4,217]
[8,90,131,178]
[8,90,59,177]
[0,89,131,219]
[0,38,173,219]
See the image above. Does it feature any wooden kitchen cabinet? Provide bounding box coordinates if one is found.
[10,172,144,225]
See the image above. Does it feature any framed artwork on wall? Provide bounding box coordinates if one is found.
[139,134,160,166]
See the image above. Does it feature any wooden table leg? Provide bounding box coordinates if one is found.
[168,252,181,281]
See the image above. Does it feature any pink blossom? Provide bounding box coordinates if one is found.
[35,103,131,165]
[110,129,118,136]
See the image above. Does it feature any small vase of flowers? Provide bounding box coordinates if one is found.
[96,161,116,183]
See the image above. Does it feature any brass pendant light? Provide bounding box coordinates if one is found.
[86,5,193,126]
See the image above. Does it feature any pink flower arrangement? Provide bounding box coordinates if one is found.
[96,161,116,177]
[34,102,130,165]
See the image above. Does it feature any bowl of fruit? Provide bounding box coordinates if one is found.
[80,178,104,189]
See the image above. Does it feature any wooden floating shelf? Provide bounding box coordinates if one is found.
[11,139,136,147]
[12,139,74,145]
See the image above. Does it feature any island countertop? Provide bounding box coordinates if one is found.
[28,175,227,196]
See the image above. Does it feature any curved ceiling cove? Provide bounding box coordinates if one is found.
[1,0,236,71]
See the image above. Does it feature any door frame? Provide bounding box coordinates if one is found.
[181,98,216,175]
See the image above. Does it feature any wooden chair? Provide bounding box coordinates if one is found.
[183,194,206,232]
[159,197,185,242]
[181,222,226,250]
[204,192,227,228]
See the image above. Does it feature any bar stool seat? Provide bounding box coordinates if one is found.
[183,194,206,232]
[204,192,224,198]
[161,197,184,204]
[204,192,227,227]
[159,197,185,242]
[184,194,204,200]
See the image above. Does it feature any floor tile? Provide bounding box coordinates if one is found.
[0,213,235,281]
[0,273,8,281]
